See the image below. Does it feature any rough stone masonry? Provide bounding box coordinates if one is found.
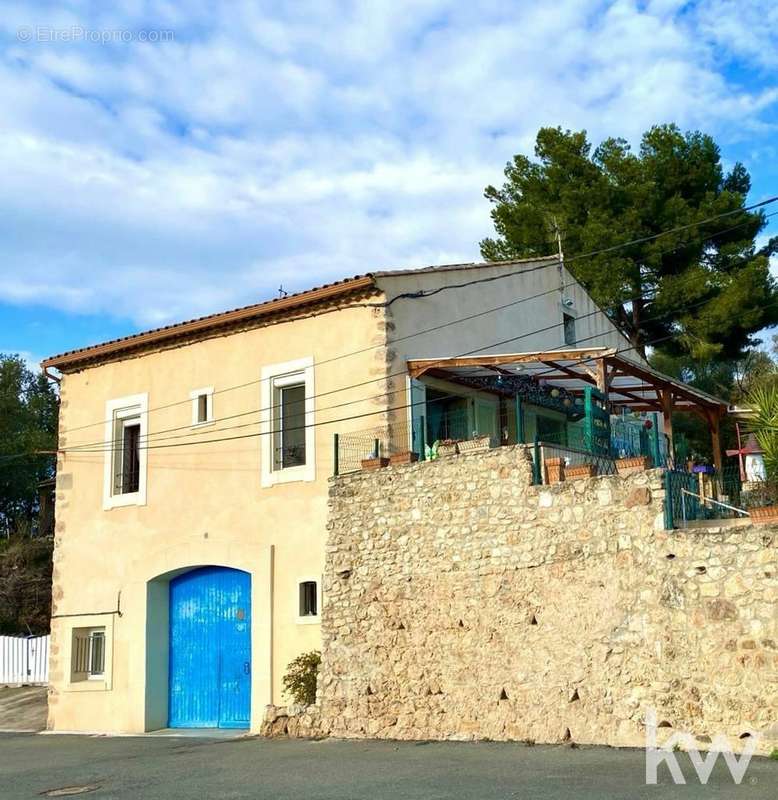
[270,445,777,752]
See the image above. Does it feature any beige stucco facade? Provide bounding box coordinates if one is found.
[48,297,390,733]
[46,259,644,734]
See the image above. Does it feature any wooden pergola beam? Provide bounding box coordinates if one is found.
[605,356,724,412]
[407,349,614,379]
[596,358,611,395]
[408,353,728,466]
[611,385,661,394]
[703,407,724,471]
[610,388,662,409]
[539,360,597,383]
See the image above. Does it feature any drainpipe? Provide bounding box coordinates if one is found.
[43,366,61,385]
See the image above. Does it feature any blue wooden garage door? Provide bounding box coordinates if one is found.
[168,566,251,729]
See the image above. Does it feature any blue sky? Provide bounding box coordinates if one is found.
[0,0,776,368]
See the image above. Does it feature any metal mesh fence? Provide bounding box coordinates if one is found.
[664,463,778,527]
[536,440,617,480]
[335,417,427,475]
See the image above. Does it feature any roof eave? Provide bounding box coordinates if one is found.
[42,275,377,372]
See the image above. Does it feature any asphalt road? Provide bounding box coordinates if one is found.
[0,732,775,800]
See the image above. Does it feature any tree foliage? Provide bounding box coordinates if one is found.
[0,533,52,634]
[0,354,58,536]
[283,650,320,706]
[481,124,778,360]
[745,384,778,480]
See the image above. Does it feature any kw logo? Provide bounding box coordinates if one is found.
[645,709,758,785]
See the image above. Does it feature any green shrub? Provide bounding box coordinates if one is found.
[282,650,321,705]
[769,749,778,761]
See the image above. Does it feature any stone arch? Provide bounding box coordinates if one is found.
[121,536,273,733]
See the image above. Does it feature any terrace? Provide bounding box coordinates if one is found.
[335,347,726,471]
[333,347,744,527]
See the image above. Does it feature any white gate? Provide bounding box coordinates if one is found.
[0,635,49,685]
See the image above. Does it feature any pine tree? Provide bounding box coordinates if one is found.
[481,124,778,360]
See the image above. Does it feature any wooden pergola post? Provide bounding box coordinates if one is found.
[595,357,609,394]
[707,409,723,472]
[659,389,675,466]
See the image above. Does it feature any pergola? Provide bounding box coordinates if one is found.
[407,347,730,469]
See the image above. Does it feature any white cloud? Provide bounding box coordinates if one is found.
[0,349,44,373]
[0,0,776,329]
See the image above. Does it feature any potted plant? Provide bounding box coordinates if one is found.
[458,432,493,453]
[436,439,459,458]
[544,457,565,483]
[361,455,389,470]
[389,451,419,465]
[615,454,651,475]
[748,505,778,523]
[566,462,597,479]
[361,444,388,470]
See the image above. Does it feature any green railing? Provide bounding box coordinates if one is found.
[610,413,667,465]
[533,434,617,483]
[664,469,700,528]
[334,408,668,482]
[663,464,778,527]
[532,417,667,479]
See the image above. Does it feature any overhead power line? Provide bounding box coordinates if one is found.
[49,197,778,440]
[34,282,761,459]
[2,214,772,465]
[52,211,776,454]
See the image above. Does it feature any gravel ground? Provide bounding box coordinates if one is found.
[0,685,47,731]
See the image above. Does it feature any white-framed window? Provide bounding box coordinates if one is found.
[103,393,148,509]
[71,627,106,681]
[190,386,214,426]
[296,577,322,624]
[260,357,315,487]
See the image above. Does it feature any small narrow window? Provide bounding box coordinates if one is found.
[563,312,576,346]
[260,357,315,487]
[104,393,148,509]
[113,415,140,495]
[72,627,106,681]
[88,630,105,678]
[273,379,306,470]
[190,387,214,426]
[299,580,318,617]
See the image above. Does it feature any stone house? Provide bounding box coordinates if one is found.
[41,256,720,734]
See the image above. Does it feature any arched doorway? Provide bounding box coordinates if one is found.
[168,566,251,729]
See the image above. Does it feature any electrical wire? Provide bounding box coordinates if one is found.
[2,224,772,464]
[52,211,776,454]
[48,197,778,440]
[35,285,759,458]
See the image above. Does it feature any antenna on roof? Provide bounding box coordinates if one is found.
[278,285,288,298]
[551,215,564,292]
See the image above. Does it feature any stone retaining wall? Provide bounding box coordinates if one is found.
[314,445,777,752]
